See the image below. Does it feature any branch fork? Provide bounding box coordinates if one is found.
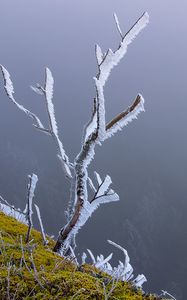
[0,11,149,254]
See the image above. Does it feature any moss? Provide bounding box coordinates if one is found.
[0,212,169,299]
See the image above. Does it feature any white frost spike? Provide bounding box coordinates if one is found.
[93,189,119,205]
[133,274,147,288]
[95,44,104,65]
[95,175,112,198]
[44,67,72,178]
[69,245,78,264]
[95,252,113,268]
[108,240,130,270]
[0,65,14,97]
[81,252,87,264]
[108,240,134,281]
[106,240,147,287]
[26,174,38,226]
[114,13,123,38]
[92,173,119,205]
[84,109,97,143]
[106,262,113,271]
[0,65,44,129]
[94,77,106,141]
[88,177,96,192]
[34,204,47,245]
[94,171,102,186]
[160,290,176,300]
[44,67,57,135]
[27,174,38,212]
[87,249,96,264]
[106,94,145,139]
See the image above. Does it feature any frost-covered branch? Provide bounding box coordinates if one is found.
[0,65,44,130]
[93,12,149,143]
[0,195,27,224]
[107,240,147,287]
[1,12,149,256]
[83,240,147,289]
[34,204,47,245]
[159,290,176,300]
[105,94,145,139]
[43,68,72,178]
[54,12,149,253]
[26,174,38,243]
[54,172,119,253]
[0,65,72,179]
[113,13,123,39]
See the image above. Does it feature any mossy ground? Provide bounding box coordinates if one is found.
[0,212,168,299]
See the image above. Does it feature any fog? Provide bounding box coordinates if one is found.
[0,1,186,299]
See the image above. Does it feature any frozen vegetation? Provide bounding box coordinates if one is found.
[0,11,174,299]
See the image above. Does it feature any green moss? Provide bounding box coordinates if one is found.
[0,212,168,299]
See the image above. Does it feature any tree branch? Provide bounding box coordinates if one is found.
[0,65,44,130]
[26,174,38,243]
[0,65,72,179]
[105,94,145,139]
[54,12,149,253]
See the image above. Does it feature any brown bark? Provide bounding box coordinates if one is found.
[106,94,141,131]
[53,197,83,252]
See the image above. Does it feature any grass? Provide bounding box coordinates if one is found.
[0,212,168,299]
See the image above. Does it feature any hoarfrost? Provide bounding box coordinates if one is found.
[94,171,102,186]
[0,196,27,224]
[95,44,104,65]
[106,94,145,139]
[83,108,97,143]
[26,174,38,230]
[83,240,147,289]
[87,177,96,193]
[113,13,123,38]
[0,65,44,129]
[160,290,176,300]
[98,12,149,87]
[133,274,147,288]
[44,67,57,135]
[81,252,87,264]
[34,204,47,245]
[27,174,38,217]
[94,175,112,198]
[30,84,44,95]
[62,189,119,249]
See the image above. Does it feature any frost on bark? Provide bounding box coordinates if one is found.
[0,12,149,255]
[25,174,38,243]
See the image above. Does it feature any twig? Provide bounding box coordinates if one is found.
[103,277,119,300]
[34,204,48,245]
[70,288,86,300]
[26,174,38,243]
[6,262,11,300]
[20,236,44,290]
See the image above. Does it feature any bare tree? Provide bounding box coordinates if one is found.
[0,12,149,255]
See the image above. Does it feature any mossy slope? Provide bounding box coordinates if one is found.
[0,212,168,299]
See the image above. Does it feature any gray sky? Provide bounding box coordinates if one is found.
[0,1,186,299]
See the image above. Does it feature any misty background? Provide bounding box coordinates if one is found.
[0,1,186,299]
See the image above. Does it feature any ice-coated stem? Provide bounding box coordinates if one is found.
[26,174,38,243]
[54,12,148,253]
